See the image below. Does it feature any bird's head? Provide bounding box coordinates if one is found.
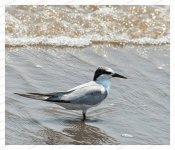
[93,67,127,81]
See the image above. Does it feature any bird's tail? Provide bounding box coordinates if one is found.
[15,91,73,101]
[14,93,49,100]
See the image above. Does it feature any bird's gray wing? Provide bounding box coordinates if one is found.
[14,81,94,101]
[47,82,107,105]
[15,81,107,105]
[14,90,74,101]
[67,81,95,91]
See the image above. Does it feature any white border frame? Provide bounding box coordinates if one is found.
[1,0,174,150]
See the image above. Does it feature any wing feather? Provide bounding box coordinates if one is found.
[15,81,107,106]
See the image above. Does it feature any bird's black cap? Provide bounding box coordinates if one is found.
[93,67,127,81]
[93,67,113,81]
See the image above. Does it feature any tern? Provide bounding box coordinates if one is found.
[15,67,127,121]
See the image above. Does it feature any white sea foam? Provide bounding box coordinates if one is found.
[5,36,92,47]
[121,133,134,138]
[5,6,169,47]
[5,35,169,47]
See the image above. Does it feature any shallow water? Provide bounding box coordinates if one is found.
[5,5,169,145]
[5,45,169,144]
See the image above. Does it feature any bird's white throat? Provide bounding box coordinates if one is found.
[96,78,111,93]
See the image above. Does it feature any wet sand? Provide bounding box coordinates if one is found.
[5,45,169,144]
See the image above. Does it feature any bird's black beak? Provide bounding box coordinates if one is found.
[112,73,127,79]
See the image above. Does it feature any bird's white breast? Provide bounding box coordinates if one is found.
[96,79,111,94]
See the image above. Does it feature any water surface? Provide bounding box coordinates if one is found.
[5,5,170,145]
[6,45,169,144]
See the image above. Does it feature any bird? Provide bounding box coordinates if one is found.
[15,67,127,121]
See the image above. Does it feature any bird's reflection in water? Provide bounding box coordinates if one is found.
[62,119,119,145]
[32,127,74,145]
[33,117,119,145]
[30,106,119,145]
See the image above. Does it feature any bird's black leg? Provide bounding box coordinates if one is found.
[82,112,86,121]
[83,113,86,120]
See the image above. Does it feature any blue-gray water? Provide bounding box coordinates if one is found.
[5,5,169,145]
[6,45,169,144]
